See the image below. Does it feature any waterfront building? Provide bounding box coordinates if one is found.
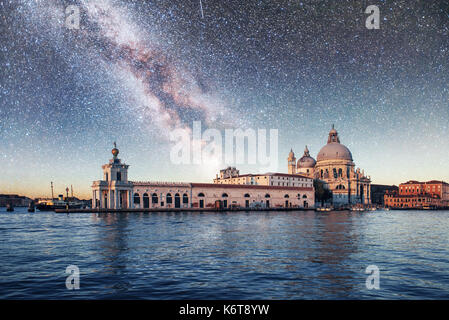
[213,167,314,189]
[0,194,32,207]
[384,180,449,209]
[92,146,315,210]
[92,143,133,209]
[287,126,372,205]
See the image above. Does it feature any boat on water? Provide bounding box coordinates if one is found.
[6,204,14,212]
[28,201,35,212]
[36,182,84,211]
[36,198,83,211]
[36,199,83,211]
[316,207,333,212]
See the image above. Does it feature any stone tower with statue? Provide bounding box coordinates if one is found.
[91,143,134,209]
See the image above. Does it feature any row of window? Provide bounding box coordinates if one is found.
[387,198,430,203]
[319,168,349,179]
[133,193,189,204]
[271,182,310,187]
[133,192,308,203]
[105,172,122,182]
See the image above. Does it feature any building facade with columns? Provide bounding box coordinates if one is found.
[287,126,371,205]
[92,145,315,210]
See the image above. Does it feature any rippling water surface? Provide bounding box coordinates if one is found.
[1,208,449,299]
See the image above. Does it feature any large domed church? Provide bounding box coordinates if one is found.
[288,126,371,205]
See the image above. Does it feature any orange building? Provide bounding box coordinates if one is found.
[384,180,449,209]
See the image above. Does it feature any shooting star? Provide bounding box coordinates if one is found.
[199,0,204,19]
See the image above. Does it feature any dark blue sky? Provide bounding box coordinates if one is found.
[1,0,448,198]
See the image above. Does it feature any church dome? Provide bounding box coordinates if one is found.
[297,146,316,168]
[316,126,353,162]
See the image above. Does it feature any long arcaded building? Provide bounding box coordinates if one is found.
[91,144,315,210]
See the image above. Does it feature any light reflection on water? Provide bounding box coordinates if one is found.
[0,207,449,299]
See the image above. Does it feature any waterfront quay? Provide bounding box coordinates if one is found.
[55,206,315,214]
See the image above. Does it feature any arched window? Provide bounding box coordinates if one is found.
[166,193,172,204]
[222,193,228,197]
[151,193,158,204]
[297,193,301,199]
[338,168,343,177]
[182,193,189,204]
[198,193,205,197]
[333,168,337,178]
[133,193,140,204]
[302,194,307,198]
[265,194,270,198]
[284,194,289,198]
[143,193,150,208]
[174,193,181,208]
[244,193,250,198]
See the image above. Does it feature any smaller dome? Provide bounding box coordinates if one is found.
[297,146,316,168]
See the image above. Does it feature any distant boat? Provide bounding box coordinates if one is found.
[36,182,83,211]
[28,201,35,212]
[36,199,83,211]
[6,204,14,212]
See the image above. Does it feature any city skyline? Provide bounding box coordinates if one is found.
[1,0,449,199]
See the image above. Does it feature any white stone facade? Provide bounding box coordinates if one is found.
[288,126,372,205]
[213,170,313,189]
[92,146,315,210]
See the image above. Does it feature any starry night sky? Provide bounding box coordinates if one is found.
[1,0,449,198]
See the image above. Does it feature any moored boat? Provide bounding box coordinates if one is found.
[36,182,84,211]
[36,198,83,211]
[28,201,35,212]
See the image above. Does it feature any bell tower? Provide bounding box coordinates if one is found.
[287,148,296,174]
